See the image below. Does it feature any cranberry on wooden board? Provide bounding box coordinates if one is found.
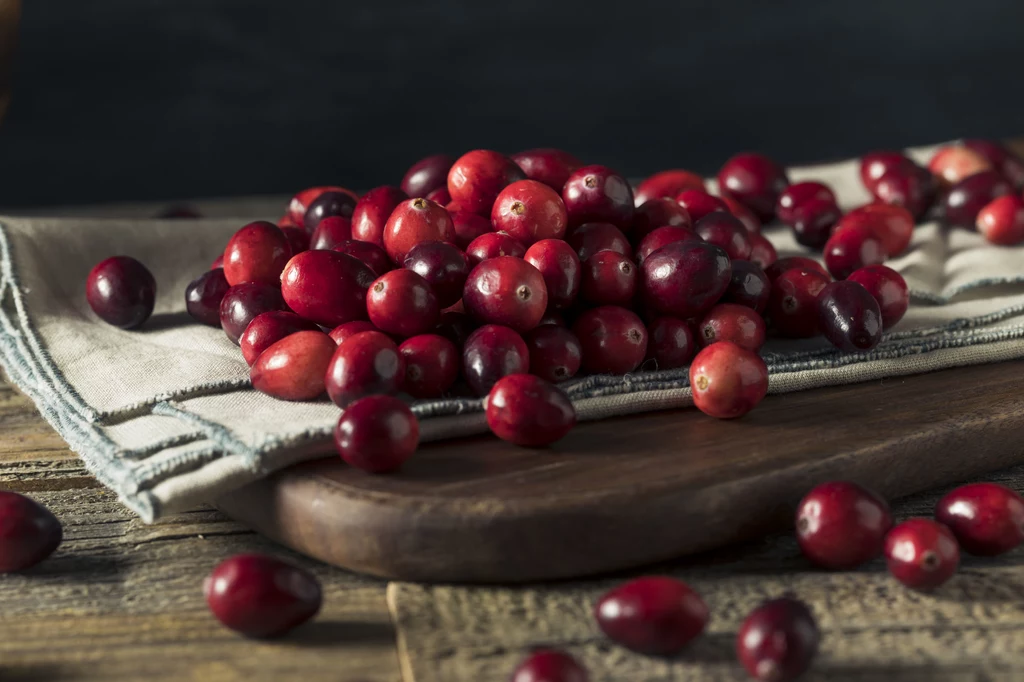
[776,181,837,226]
[635,225,701,266]
[205,553,321,638]
[403,241,469,309]
[185,268,231,327]
[351,186,408,247]
[566,222,633,262]
[525,325,582,382]
[0,491,62,572]
[942,169,1014,228]
[823,224,887,280]
[463,256,548,333]
[309,216,353,251]
[872,165,935,220]
[674,189,729,223]
[328,320,379,345]
[847,265,909,330]
[695,212,753,261]
[690,341,768,418]
[632,197,693,241]
[817,280,883,352]
[219,283,288,345]
[963,139,1024,188]
[795,480,893,569]
[790,198,841,250]
[366,269,439,339]
[884,518,960,590]
[486,374,576,447]
[976,194,1024,245]
[859,150,916,191]
[492,179,569,245]
[641,241,732,319]
[644,317,696,370]
[510,148,583,192]
[240,311,320,365]
[435,311,478,350]
[698,303,766,352]
[935,482,1024,556]
[335,395,420,473]
[324,331,404,407]
[839,203,915,257]
[580,252,636,306]
[250,331,337,401]
[572,305,648,375]
[562,165,635,231]
[332,240,392,277]
[510,649,589,682]
[303,190,359,233]
[722,260,771,314]
[397,334,459,399]
[717,152,790,221]
[634,169,705,205]
[747,231,778,270]
[765,256,830,283]
[928,144,993,188]
[594,576,708,655]
[721,194,762,234]
[462,324,530,396]
[280,250,375,327]
[86,256,156,329]
[737,598,820,682]
[448,149,526,215]
[426,186,451,205]
[402,154,455,197]
[281,226,310,257]
[767,269,829,338]
[288,185,355,227]
[465,232,527,265]
[383,197,456,264]
[450,210,494,249]
[524,239,581,310]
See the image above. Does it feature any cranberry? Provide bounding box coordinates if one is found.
[795,480,893,569]
[942,169,1014,228]
[366,269,439,338]
[634,169,705,205]
[847,265,909,330]
[644,317,696,369]
[859,150,916,191]
[281,226,310,256]
[635,225,701,266]
[205,554,321,638]
[398,334,459,398]
[332,240,391,277]
[280,250,374,327]
[328,320,380,345]
[351,186,408,246]
[240,311,320,365]
[278,214,299,229]
[463,256,548,333]
[524,325,582,382]
[335,395,419,473]
[717,152,790,221]
[963,139,1024,188]
[309,216,353,251]
[580,252,637,307]
[767,269,829,338]
[222,221,291,286]
[462,324,529,396]
[819,281,883,351]
[789,198,841,250]
[510,649,588,682]
[694,212,752,261]
[747,232,778,270]
[491,179,568,245]
[674,189,728,223]
[537,310,566,327]
[383,197,456,264]
[976,194,1024,246]
[765,256,830,283]
[435,311,477,349]
[838,204,915,257]
[524,239,581,309]
[211,254,225,270]
[928,144,993,188]
[510,148,583,192]
[722,260,771,314]
[465,232,527,265]
[721,194,763,234]
[425,186,451,205]
[250,330,336,401]
[935,482,1024,556]
[486,374,576,447]
[220,284,288,345]
[641,241,731,318]
[776,181,837,226]
[884,518,960,590]
[572,306,647,375]
[401,241,469,309]
[303,190,358,232]
[450,210,494,248]
[594,576,708,655]
[632,197,693,242]
[0,491,62,572]
[401,154,455,197]
[185,268,231,327]
[698,303,765,352]
[448,150,526,215]
[737,598,819,682]
[566,222,633,262]
[872,165,935,220]
[156,204,201,219]
[86,256,156,329]
[325,330,404,407]
[824,224,887,280]
[562,165,635,232]
[690,341,768,418]
[288,185,357,227]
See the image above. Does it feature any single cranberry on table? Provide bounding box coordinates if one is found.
[859,150,917,191]
[510,148,583,192]
[332,240,392,277]
[366,269,439,339]
[963,138,1024,188]
[580,252,637,307]
[351,185,408,247]
[767,268,829,338]
[721,194,762,234]
[722,260,772,314]
[383,197,456,264]
[463,256,548,333]
[838,203,915,257]
[674,189,728,223]
[641,240,732,319]
[572,305,648,375]
[872,165,935,220]
[776,181,837,226]
[288,185,356,227]
[976,194,1024,246]
[524,325,582,382]
[817,280,883,352]
[250,330,337,401]
[795,480,893,569]
[942,169,1014,228]
[847,265,909,330]
[747,232,778,270]
[694,212,753,261]
[401,153,455,197]
[634,168,705,205]
[309,216,353,251]
[398,334,459,398]
[645,317,696,369]
[486,374,576,447]
[334,395,420,473]
[491,179,569,245]
[219,283,288,345]
[280,250,375,327]
[524,239,581,310]
[447,149,526,215]
[928,144,993,188]
[736,598,820,682]
[562,165,635,232]
[510,649,589,682]
[86,256,157,329]
[566,222,634,262]
[594,576,708,655]
[765,256,830,283]
[324,330,404,407]
[462,324,530,396]
[0,490,62,572]
[435,310,478,350]
[328,320,380,345]
[185,268,231,327]
[303,190,359,233]
[632,197,693,241]
[240,311,320,365]
[823,224,887,280]
[698,303,766,352]
[884,518,960,590]
[690,341,768,418]
[402,241,469,309]
[425,186,451,205]
[281,226,310,256]
[465,232,527,265]
[717,152,790,221]
[635,225,701,266]
[450,210,494,249]
[789,198,841,250]
[935,482,1024,556]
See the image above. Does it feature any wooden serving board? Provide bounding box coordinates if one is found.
[216,360,1024,584]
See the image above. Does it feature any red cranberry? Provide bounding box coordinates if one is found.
[632,197,693,242]
[0,491,62,572]
[767,269,829,338]
[332,240,391,277]
[366,269,439,338]
[737,598,819,682]
[928,144,993,188]
[524,239,581,309]
[635,225,701,266]
[401,154,455,197]
[723,260,771,314]
[790,198,841,250]
[402,241,469,308]
[765,256,830,283]
[847,265,909,330]
[884,518,960,590]
[859,150,916,191]
[694,212,752,261]
[566,222,633,262]
[717,152,790,221]
[634,169,705,205]
[334,395,419,473]
[641,241,731,319]
[510,649,588,682]
[383,197,456,264]
[278,214,299,228]
[205,554,321,638]
[690,341,768,418]
[325,331,404,407]
[963,139,1024,188]
[303,190,358,232]
[872,165,935,220]
[795,480,893,569]
[839,204,915,257]
[220,283,288,345]
[572,306,647,375]
[976,194,1024,245]
[185,268,231,327]
[942,169,1014,228]
[448,149,526,215]
[351,186,408,247]
[281,226,310,256]
[721,194,762,234]
[223,221,291,286]
[674,189,728,223]
[524,325,582,382]
[486,374,576,447]
[328,320,379,345]
[211,254,225,270]
[450,210,494,248]
[462,324,529,396]
[250,330,336,401]
[698,303,765,352]
[935,482,1024,556]
[288,185,356,227]
[776,181,837,225]
[465,232,527,265]
[309,216,353,251]
[645,317,696,369]
[398,334,459,398]
[580,252,637,307]
[562,165,635,232]
[435,310,478,350]
[747,232,778,270]
[425,186,451,205]
[491,179,568,245]
[240,311,320,365]
[86,256,156,329]
[463,256,548,333]
[280,250,374,327]
[594,576,708,655]
[824,224,887,280]
[511,148,583,192]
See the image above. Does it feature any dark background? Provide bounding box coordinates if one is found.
[1,0,1022,207]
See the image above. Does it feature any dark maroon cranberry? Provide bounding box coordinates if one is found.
[943,169,1015,228]
[566,222,633,262]
[562,165,635,232]
[401,154,455,197]
[486,374,576,447]
[328,320,379,345]
[977,194,1024,245]
[632,198,693,241]
[524,239,581,310]
[325,330,404,407]
[303,190,358,232]
[859,150,916,191]
[462,324,530,396]
[795,480,893,569]
[186,268,231,327]
[935,482,1024,556]
[747,232,778,270]
[155,204,201,219]
[572,305,647,375]
[351,185,408,247]
[594,576,708,655]
[402,241,469,308]
[721,194,763,234]
[641,241,731,319]
[776,181,837,225]
[873,165,935,220]
[694,212,752,260]
[635,225,701,266]
[86,256,156,329]
[425,186,451,205]
[335,395,419,473]
[538,310,566,327]
[450,210,494,248]
[250,330,336,401]
[674,189,728,223]
[281,226,310,256]
[767,269,829,338]
[838,204,915,257]
[366,269,439,338]
[736,598,819,682]
[383,197,456,264]
[722,260,771,314]
[644,317,696,369]
[0,491,62,572]
[398,334,459,398]
[963,139,1024,188]
[510,649,589,682]
[790,198,841,250]
[717,152,790,221]
[818,281,882,352]
[847,265,909,330]
[690,342,768,418]
[205,553,321,638]
[824,224,887,280]
[463,257,548,333]
[928,145,993,188]
[332,240,391,277]
[448,149,526,215]
[288,186,357,228]
[634,169,705,205]
[435,311,478,350]
[465,232,527,266]
[698,303,765,352]
[884,518,960,590]
[525,324,582,383]
[511,148,583,192]
[309,216,353,251]
[765,256,830,283]
[223,221,291,286]
[220,284,288,345]
[240,311,320,365]
[580,252,636,306]
[492,179,568,245]
[280,250,375,327]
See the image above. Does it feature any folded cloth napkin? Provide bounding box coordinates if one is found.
[1,143,1022,522]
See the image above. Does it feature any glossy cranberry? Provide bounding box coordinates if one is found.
[240,311,320,365]
[776,181,837,226]
[211,254,225,270]
[580,252,637,307]
[205,554,321,638]
[334,395,419,473]
[717,152,790,221]
[398,334,459,399]
[463,256,548,333]
[721,260,771,314]
[511,148,583,192]
[765,256,830,283]
[331,240,391,278]
[847,265,909,330]
[884,518,960,590]
[522,240,579,310]
[635,225,701,266]
[399,241,468,309]
[185,268,231,327]
[935,482,1024,556]
[840,204,915,257]
[594,576,708,655]
[633,169,705,205]
[562,165,635,232]
[450,210,494,248]
[795,480,893,569]
[524,325,582,382]
[281,226,310,257]
[824,224,887,280]
[767,269,829,338]
[859,150,916,191]
[690,341,768,418]
[644,317,696,370]
[366,269,439,339]
[747,232,778,270]
[487,374,576,447]
[462,324,529,396]
[401,154,455,197]
[928,144,993,188]
[942,169,1014,228]
[977,194,1024,246]
[383,197,456,265]
[737,598,819,682]
[288,185,356,227]
[963,139,1024,188]
[219,284,288,344]
[632,198,693,242]
[510,649,588,682]
[250,330,336,400]
[572,306,647,375]
[324,331,404,407]
[721,194,762,234]
[566,222,633,262]
[447,149,526,215]
[303,190,358,232]
[872,165,935,220]
[465,232,527,266]
[309,216,353,251]
[698,303,766,352]
[280,250,374,327]
[351,185,408,247]
[222,221,291,286]
[0,491,62,572]
[155,204,201,219]
[491,179,568,246]
[790,198,841,250]
[641,241,731,319]
[86,256,156,329]
[674,189,729,223]
[694,212,752,261]
[425,186,451,205]
[328,320,380,345]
